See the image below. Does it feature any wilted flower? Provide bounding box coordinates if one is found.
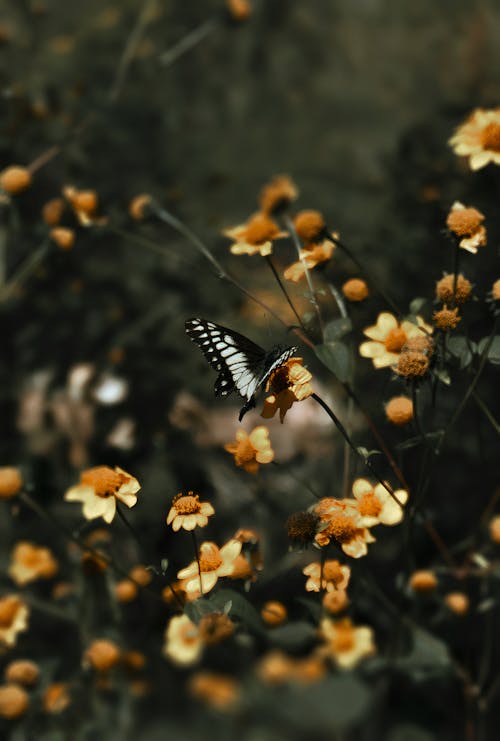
[259,174,298,215]
[284,239,336,283]
[303,560,350,592]
[351,479,408,527]
[8,542,58,586]
[433,306,461,331]
[261,358,313,422]
[0,684,29,719]
[320,617,376,669]
[167,492,215,531]
[435,273,472,305]
[261,601,287,626]
[385,396,414,426]
[224,212,287,256]
[314,498,375,557]
[446,201,486,253]
[188,672,240,711]
[164,614,203,666]
[224,426,274,473]
[286,510,319,547]
[359,313,432,369]
[449,108,500,170]
[177,539,242,595]
[0,595,29,648]
[83,639,121,672]
[64,466,140,523]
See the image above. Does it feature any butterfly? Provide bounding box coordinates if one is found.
[185,318,298,421]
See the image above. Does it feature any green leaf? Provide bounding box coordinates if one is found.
[433,367,451,386]
[395,626,451,681]
[209,588,265,636]
[269,621,316,651]
[357,446,382,461]
[477,335,500,364]
[447,335,473,369]
[314,341,350,382]
[324,317,353,342]
[409,298,427,314]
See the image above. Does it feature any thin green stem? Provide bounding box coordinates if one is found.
[284,214,325,337]
[265,254,307,333]
[158,18,219,67]
[0,240,50,303]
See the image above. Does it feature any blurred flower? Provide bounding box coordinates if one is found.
[409,570,438,594]
[177,539,242,595]
[0,595,29,648]
[261,358,313,422]
[284,239,336,283]
[114,580,138,603]
[188,672,240,711]
[83,639,121,672]
[322,589,349,614]
[314,498,375,557]
[492,279,500,301]
[42,197,65,226]
[0,165,32,195]
[433,306,461,331]
[294,210,326,243]
[449,108,500,170]
[226,0,252,22]
[303,560,350,592]
[164,614,203,666]
[385,396,414,426]
[320,617,376,669]
[444,592,469,616]
[257,650,326,685]
[446,201,486,253]
[435,273,472,305]
[129,565,152,587]
[342,278,369,302]
[8,542,58,586]
[49,227,75,250]
[129,193,152,220]
[351,479,408,527]
[92,374,128,405]
[43,683,70,714]
[224,426,274,473]
[224,212,287,256]
[261,601,287,626]
[234,528,263,572]
[359,313,432,369]
[0,467,23,499]
[286,510,320,547]
[228,553,255,582]
[106,418,135,450]
[0,684,29,719]
[489,515,500,544]
[63,185,106,227]
[166,492,215,532]
[259,174,298,215]
[4,660,39,687]
[64,466,140,523]
[198,613,235,645]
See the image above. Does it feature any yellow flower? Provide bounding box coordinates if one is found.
[303,560,350,593]
[314,498,375,558]
[166,492,215,531]
[0,595,29,648]
[224,212,287,256]
[64,465,140,523]
[351,478,408,527]
[284,239,336,283]
[163,614,203,666]
[261,358,313,423]
[224,426,274,473]
[449,108,500,170]
[177,539,242,595]
[319,617,376,669]
[446,201,487,253]
[8,541,59,586]
[359,312,432,369]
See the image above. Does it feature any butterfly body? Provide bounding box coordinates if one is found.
[185,318,297,420]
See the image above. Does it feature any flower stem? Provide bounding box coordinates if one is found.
[265,254,308,334]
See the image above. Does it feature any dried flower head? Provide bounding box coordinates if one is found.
[444,592,469,615]
[449,108,500,170]
[43,683,70,714]
[489,514,500,544]
[433,305,461,331]
[0,595,29,647]
[322,589,349,614]
[293,210,326,243]
[224,427,274,473]
[385,395,414,425]
[303,560,350,592]
[166,491,215,531]
[198,613,235,645]
[319,617,376,669]
[342,278,369,302]
[261,358,313,422]
[42,197,65,226]
[129,193,152,220]
[409,569,438,594]
[360,313,432,369]
[436,273,472,305]
[396,351,430,380]
[352,479,408,527]
[261,601,287,626]
[314,498,375,557]
[286,510,319,547]
[4,660,39,687]
[177,539,242,595]
[284,239,336,282]
[0,467,23,499]
[84,639,121,672]
[64,465,140,523]
[224,212,287,256]
[0,684,29,719]
[0,166,32,195]
[259,174,298,215]
[400,334,434,356]
[8,542,58,586]
[50,227,75,250]
[164,614,203,666]
[446,201,487,253]
[188,672,240,711]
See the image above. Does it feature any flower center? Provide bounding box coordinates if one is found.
[244,214,280,245]
[481,122,500,152]
[0,597,21,626]
[325,513,358,544]
[332,625,355,652]
[447,208,483,236]
[81,466,129,498]
[384,328,407,353]
[181,622,200,646]
[357,492,382,518]
[199,544,223,573]
[323,561,344,585]
[174,494,201,515]
[235,438,257,465]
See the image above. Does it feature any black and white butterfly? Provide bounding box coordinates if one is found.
[185,318,298,421]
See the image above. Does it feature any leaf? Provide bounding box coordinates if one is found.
[477,335,500,364]
[209,588,265,636]
[357,446,382,461]
[314,341,350,382]
[269,621,316,651]
[395,626,451,681]
[409,298,427,314]
[324,317,353,342]
[395,430,444,452]
[433,367,451,386]
[447,335,473,369]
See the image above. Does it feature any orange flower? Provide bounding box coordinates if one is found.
[322,589,349,614]
[449,108,500,170]
[166,492,215,531]
[320,617,376,669]
[314,498,375,557]
[224,426,274,473]
[0,684,29,719]
[188,672,240,711]
[257,650,326,685]
[0,595,29,648]
[0,166,32,195]
[351,478,408,527]
[261,358,313,423]
[63,185,106,227]
[293,210,326,243]
[259,174,298,215]
[446,201,486,253]
[0,467,23,499]
[83,639,121,672]
[359,312,432,369]
[435,273,472,304]
[43,683,70,714]
[261,601,287,626]
[64,466,140,523]
[385,396,414,426]
[8,541,58,586]
[342,278,369,302]
[163,614,203,666]
[177,539,242,595]
[224,212,287,256]
[5,660,39,687]
[303,560,350,592]
[284,239,336,283]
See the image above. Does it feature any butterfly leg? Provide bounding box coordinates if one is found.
[238,397,256,422]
